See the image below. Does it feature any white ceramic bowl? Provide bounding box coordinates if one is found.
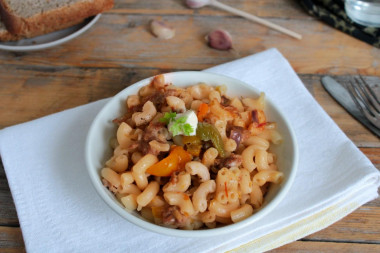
[85,71,298,237]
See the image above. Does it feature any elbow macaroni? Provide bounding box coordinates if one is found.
[163,172,191,192]
[132,101,157,126]
[137,181,160,211]
[100,74,284,230]
[164,192,195,216]
[192,180,216,212]
[185,161,210,182]
[132,154,158,190]
[166,96,186,113]
[202,147,218,168]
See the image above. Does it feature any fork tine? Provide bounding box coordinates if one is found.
[347,81,366,114]
[347,81,380,129]
[358,76,380,111]
[354,77,380,116]
[359,76,380,103]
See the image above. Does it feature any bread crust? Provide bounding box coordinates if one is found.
[0,0,114,37]
[0,28,21,41]
[0,19,86,41]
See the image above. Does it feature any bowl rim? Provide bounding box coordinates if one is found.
[85,71,299,237]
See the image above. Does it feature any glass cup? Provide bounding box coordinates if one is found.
[345,0,380,27]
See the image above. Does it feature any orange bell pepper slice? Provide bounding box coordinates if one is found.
[197,103,209,122]
[146,146,191,177]
[171,145,192,169]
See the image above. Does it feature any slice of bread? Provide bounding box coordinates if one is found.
[0,18,81,41]
[0,0,113,38]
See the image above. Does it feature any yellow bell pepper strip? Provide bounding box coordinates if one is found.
[196,122,226,158]
[182,135,202,157]
[146,146,191,176]
[185,144,202,157]
[182,135,202,146]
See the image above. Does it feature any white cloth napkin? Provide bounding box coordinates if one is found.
[1,48,379,253]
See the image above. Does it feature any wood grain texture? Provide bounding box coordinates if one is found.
[0,7,379,74]
[305,206,380,243]
[270,241,380,252]
[0,0,379,251]
[110,0,307,18]
[0,227,25,252]
[0,66,163,128]
[0,160,18,226]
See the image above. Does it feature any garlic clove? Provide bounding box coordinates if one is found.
[150,20,176,40]
[185,0,210,9]
[206,29,233,50]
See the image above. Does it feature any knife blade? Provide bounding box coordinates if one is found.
[321,76,380,138]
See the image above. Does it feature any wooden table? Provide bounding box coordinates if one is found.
[0,0,379,252]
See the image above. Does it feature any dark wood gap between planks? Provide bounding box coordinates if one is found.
[300,238,380,245]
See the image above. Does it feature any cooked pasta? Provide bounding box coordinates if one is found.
[231,204,254,223]
[162,172,191,192]
[120,194,138,211]
[100,74,284,229]
[202,147,218,168]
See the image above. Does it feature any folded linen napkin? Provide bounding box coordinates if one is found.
[0,48,379,253]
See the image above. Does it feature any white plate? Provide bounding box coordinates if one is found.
[0,14,101,52]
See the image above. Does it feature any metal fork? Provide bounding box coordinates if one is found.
[347,76,380,129]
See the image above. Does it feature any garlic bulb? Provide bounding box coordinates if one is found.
[185,0,211,8]
[206,29,233,50]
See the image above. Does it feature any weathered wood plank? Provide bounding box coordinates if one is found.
[270,241,380,252]
[360,148,380,169]
[0,227,25,252]
[110,0,308,19]
[0,64,378,146]
[305,205,380,243]
[0,161,18,226]
[0,67,165,128]
[0,13,378,75]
